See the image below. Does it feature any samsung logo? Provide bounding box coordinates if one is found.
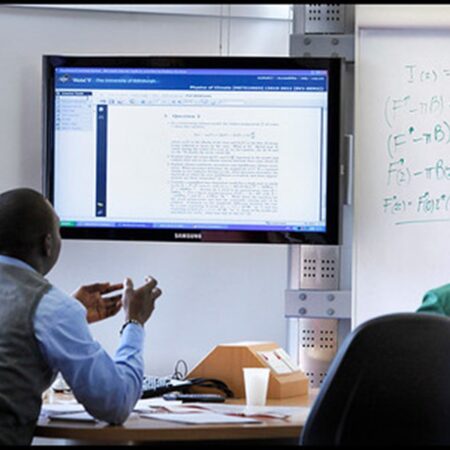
[174,232,202,240]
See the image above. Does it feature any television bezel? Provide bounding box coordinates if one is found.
[43,55,342,245]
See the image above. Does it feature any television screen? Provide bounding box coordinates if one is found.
[43,55,342,244]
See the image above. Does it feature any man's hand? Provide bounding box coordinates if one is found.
[73,282,123,323]
[122,276,162,326]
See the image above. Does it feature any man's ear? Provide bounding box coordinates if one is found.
[43,233,53,257]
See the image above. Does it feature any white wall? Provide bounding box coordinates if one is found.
[0,5,292,375]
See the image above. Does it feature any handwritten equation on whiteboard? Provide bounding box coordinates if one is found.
[382,64,450,225]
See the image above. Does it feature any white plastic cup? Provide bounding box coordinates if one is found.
[243,367,270,406]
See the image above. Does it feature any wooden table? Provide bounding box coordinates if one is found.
[35,393,315,445]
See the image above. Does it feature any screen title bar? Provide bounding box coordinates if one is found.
[55,68,328,92]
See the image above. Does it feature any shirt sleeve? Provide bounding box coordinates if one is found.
[417,283,450,316]
[34,286,144,424]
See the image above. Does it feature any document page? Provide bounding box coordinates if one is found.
[106,105,322,226]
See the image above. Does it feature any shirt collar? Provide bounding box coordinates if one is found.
[0,255,37,274]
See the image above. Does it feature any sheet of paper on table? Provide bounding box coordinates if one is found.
[140,411,262,425]
[133,397,184,414]
[138,399,311,421]
[46,411,97,422]
[40,403,86,416]
[181,403,311,420]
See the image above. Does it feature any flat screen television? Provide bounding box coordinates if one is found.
[43,55,342,244]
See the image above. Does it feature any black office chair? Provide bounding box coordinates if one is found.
[300,313,450,446]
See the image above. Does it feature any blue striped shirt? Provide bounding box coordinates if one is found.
[0,255,144,424]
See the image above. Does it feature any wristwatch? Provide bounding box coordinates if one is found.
[120,319,142,335]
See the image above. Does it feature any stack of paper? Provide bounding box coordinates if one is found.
[40,397,309,425]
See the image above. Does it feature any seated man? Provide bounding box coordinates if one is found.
[0,188,162,445]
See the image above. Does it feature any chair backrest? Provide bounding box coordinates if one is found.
[300,313,450,445]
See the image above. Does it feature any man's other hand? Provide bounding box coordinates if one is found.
[122,276,162,326]
[73,282,123,323]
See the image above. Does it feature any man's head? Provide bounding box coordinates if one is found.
[0,188,61,275]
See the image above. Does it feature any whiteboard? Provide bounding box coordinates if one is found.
[354,28,450,325]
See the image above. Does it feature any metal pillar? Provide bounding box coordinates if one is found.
[285,4,355,389]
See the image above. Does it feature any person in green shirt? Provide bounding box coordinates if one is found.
[417,284,450,316]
